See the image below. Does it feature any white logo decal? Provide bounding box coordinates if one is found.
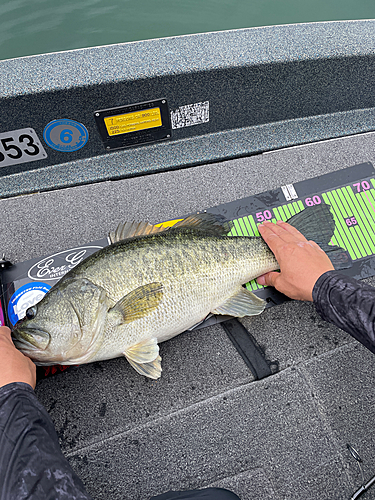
[28,246,102,281]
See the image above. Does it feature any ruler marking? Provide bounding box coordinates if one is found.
[283,203,292,219]
[272,206,282,221]
[323,191,358,260]
[357,191,375,250]
[248,215,260,237]
[292,201,302,215]
[277,205,288,221]
[243,216,254,236]
[337,188,367,257]
[230,222,239,236]
[233,219,244,236]
[286,202,296,217]
[239,217,250,236]
[322,192,341,249]
[364,189,375,219]
[345,185,375,255]
[332,188,363,259]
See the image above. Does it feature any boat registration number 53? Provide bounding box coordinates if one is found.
[0,128,47,168]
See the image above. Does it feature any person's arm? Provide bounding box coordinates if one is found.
[256,220,375,354]
[0,327,93,500]
[312,271,375,355]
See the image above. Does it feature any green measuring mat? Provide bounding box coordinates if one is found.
[207,161,375,306]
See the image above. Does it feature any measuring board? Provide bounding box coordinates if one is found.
[1,161,375,329]
[204,161,375,306]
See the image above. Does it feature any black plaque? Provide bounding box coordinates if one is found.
[94,99,172,150]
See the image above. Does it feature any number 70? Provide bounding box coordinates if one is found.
[353,181,371,192]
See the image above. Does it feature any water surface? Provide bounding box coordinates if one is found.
[0,0,374,60]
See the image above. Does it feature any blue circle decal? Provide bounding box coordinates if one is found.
[8,282,51,326]
[43,119,89,152]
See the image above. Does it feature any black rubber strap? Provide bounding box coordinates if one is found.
[222,318,274,380]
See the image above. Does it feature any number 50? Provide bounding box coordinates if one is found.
[256,210,272,222]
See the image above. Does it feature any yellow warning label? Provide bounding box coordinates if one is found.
[104,107,162,136]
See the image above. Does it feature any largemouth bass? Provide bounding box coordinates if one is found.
[12,206,348,379]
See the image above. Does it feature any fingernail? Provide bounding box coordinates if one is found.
[257,276,266,285]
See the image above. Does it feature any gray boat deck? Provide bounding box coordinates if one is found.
[2,131,375,499]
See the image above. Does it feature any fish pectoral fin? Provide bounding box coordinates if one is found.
[110,282,163,324]
[125,355,162,380]
[212,288,266,317]
[109,221,169,243]
[124,337,159,363]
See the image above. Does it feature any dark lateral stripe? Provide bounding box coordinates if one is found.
[222,318,274,380]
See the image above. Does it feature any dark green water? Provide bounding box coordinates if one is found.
[1,0,375,61]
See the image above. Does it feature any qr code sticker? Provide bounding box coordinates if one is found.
[171,101,209,129]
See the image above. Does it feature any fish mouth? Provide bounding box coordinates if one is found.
[12,326,51,352]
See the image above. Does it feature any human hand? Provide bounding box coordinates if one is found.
[256,220,334,301]
[0,326,36,389]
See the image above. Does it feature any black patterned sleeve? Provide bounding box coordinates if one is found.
[0,382,93,500]
[313,270,375,355]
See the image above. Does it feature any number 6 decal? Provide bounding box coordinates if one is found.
[43,119,88,152]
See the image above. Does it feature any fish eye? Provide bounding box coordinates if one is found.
[25,306,37,320]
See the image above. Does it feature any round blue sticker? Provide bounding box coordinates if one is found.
[43,119,89,152]
[8,282,51,326]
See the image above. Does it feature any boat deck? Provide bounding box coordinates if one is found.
[2,131,375,499]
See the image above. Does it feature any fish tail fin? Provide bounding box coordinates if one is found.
[286,203,352,270]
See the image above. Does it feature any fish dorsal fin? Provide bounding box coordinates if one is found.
[124,339,161,379]
[109,221,169,244]
[109,213,233,243]
[109,282,163,325]
[171,213,233,236]
[212,287,266,317]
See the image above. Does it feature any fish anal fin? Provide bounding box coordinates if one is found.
[212,287,266,317]
[124,337,159,363]
[110,282,163,325]
[125,354,162,380]
[109,221,169,244]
